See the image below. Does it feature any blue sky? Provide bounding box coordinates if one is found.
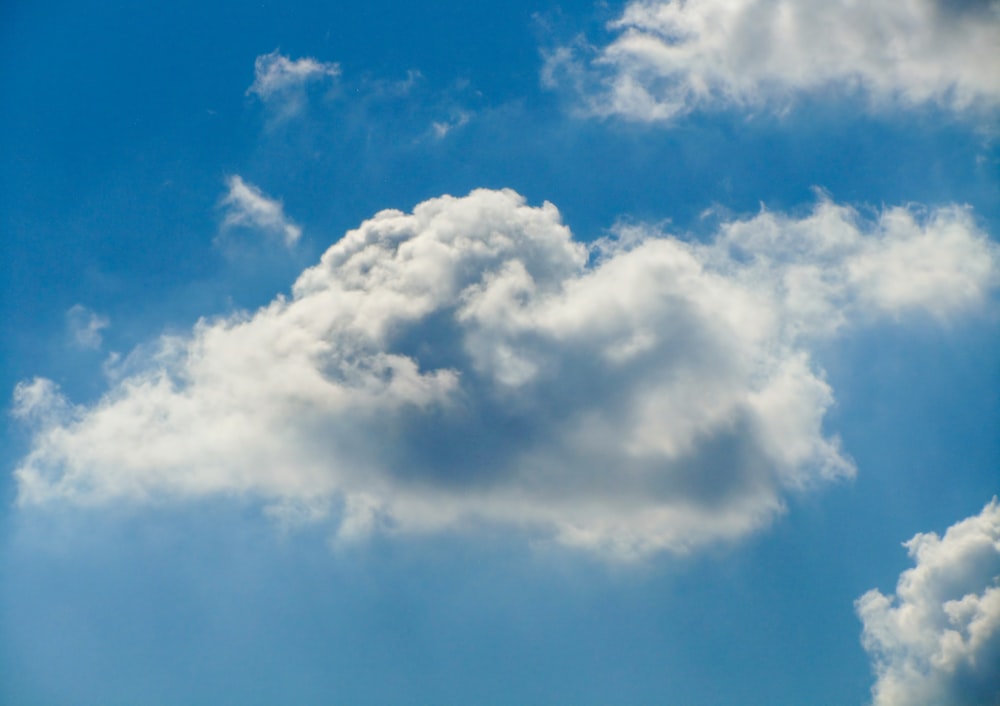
[2,1,999,705]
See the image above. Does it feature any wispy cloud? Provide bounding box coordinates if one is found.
[545,0,1000,122]
[856,498,1000,706]
[12,189,997,559]
[432,110,472,139]
[245,51,483,149]
[65,304,109,350]
[247,50,341,119]
[220,175,301,247]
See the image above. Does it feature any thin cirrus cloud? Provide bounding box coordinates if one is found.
[544,0,1000,122]
[11,189,998,558]
[65,304,109,350]
[247,51,477,143]
[247,49,341,118]
[220,175,302,247]
[856,498,1000,706]
[432,110,472,139]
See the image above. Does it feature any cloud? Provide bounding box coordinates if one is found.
[856,499,1000,706]
[65,305,109,350]
[220,175,302,247]
[545,0,1000,121]
[432,110,472,139]
[11,189,998,558]
[247,50,340,118]
[244,52,482,146]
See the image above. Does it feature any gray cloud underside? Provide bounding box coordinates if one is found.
[546,0,1000,121]
[12,189,998,558]
[857,499,1000,706]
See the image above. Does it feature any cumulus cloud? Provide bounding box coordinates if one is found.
[65,304,109,350]
[11,189,998,558]
[247,50,340,118]
[857,499,1000,706]
[220,175,302,247]
[545,0,1000,121]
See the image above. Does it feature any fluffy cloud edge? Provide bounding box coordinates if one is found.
[543,0,1000,122]
[857,498,1000,706]
[65,304,109,350]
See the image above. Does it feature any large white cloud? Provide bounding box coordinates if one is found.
[545,0,1000,121]
[857,499,1000,706]
[11,189,998,558]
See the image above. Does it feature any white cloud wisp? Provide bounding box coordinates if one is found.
[247,50,340,101]
[220,175,302,247]
[247,50,341,119]
[857,499,1000,706]
[546,0,1000,122]
[66,304,110,350]
[12,189,998,558]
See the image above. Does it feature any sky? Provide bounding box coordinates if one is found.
[1,1,999,705]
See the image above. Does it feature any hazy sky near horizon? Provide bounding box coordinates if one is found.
[2,1,999,704]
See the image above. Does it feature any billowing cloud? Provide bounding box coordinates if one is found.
[247,50,340,118]
[11,189,998,558]
[545,0,1000,121]
[220,175,302,247]
[856,499,1000,706]
[65,304,109,350]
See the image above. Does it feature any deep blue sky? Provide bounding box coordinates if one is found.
[2,1,998,705]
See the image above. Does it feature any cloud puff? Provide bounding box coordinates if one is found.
[856,499,1000,706]
[220,175,302,247]
[11,189,998,558]
[247,50,340,118]
[65,304,109,350]
[545,0,1000,121]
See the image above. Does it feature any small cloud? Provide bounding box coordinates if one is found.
[220,175,301,247]
[365,69,423,100]
[247,50,340,120]
[431,110,472,139]
[66,304,109,350]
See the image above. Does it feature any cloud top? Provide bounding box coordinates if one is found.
[857,499,1000,706]
[546,0,1000,121]
[12,189,998,558]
